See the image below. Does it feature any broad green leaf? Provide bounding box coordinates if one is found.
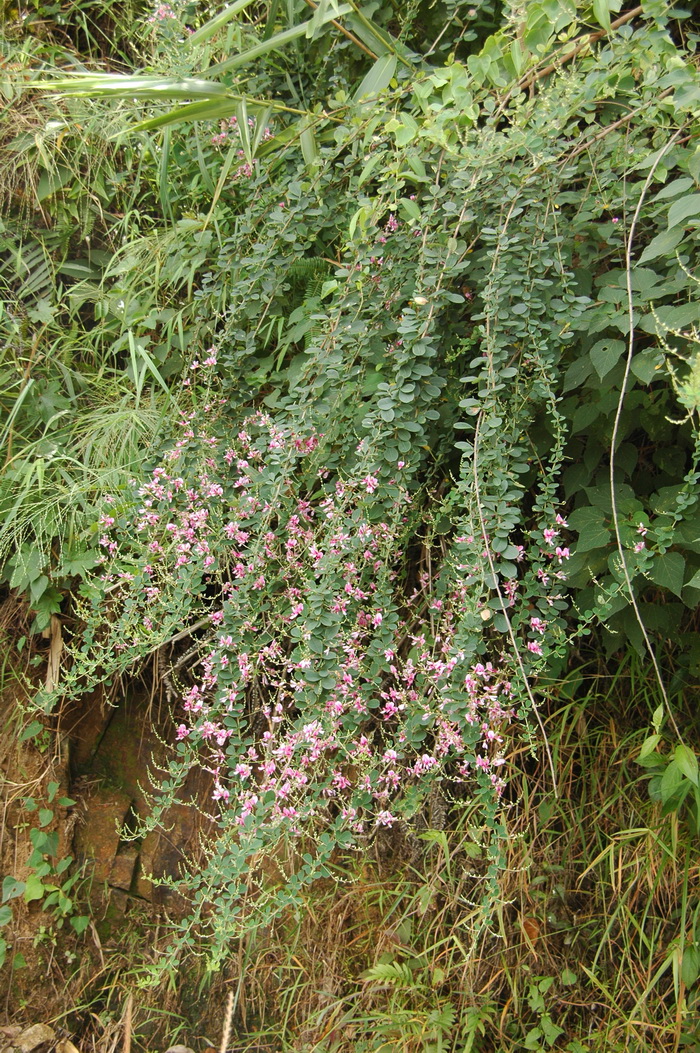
[675,744,699,786]
[400,197,421,221]
[590,338,625,379]
[682,945,700,987]
[568,506,610,553]
[639,733,661,760]
[659,760,682,804]
[653,177,694,201]
[649,551,685,598]
[19,720,43,743]
[562,354,594,392]
[23,874,46,904]
[667,193,700,229]
[392,112,419,146]
[592,0,611,31]
[638,226,684,264]
[0,906,11,927]
[2,878,25,903]
[685,568,700,590]
[354,54,396,101]
[630,349,664,384]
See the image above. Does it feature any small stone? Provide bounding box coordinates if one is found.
[164,1046,196,1053]
[0,1025,22,1053]
[16,1024,56,1052]
[56,1041,81,1053]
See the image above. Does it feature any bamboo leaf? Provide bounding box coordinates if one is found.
[33,73,231,99]
[188,0,257,46]
[206,9,350,77]
[300,120,319,165]
[236,98,252,163]
[353,54,396,101]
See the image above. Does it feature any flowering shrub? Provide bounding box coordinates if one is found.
[35,1,700,965]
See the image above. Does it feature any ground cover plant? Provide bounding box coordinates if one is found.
[1,0,700,1050]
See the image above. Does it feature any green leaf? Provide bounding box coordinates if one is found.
[592,0,611,30]
[188,0,257,46]
[38,809,54,828]
[659,760,682,804]
[392,113,419,146]
[0,905,12,926]
[23,874,47,904]
[675,744,699,786]
[685,568,700,590]
[568,506,610,553]
[9,548,45,592]
[682,945,700,987]
[653,177,694,201]
[299,121,319,166]
[667,194,700,229]
[208,12,350,77]
[27,298,57,325]
[19,721,43,743]
[354,54,396,100]
[2,878,25,903]
[638,226,684,265]
[649,551,685,598]
[590,338,625,379]
[36,73,233,99]
[689,147,700,183]
[630,349,664,384]
[639,733,662,760]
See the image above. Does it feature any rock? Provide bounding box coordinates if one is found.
[164,1046,196,1053]
[73,788,132,883]
[109,846,139,892]
[16,1024,56,1052]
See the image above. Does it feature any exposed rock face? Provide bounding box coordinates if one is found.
[68,697,212,911]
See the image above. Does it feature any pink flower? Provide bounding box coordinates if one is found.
[363,475,379,494]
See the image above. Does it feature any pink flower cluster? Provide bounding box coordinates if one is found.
[95,391,573,850]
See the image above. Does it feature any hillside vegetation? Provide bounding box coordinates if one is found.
[1,1,699,1050]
